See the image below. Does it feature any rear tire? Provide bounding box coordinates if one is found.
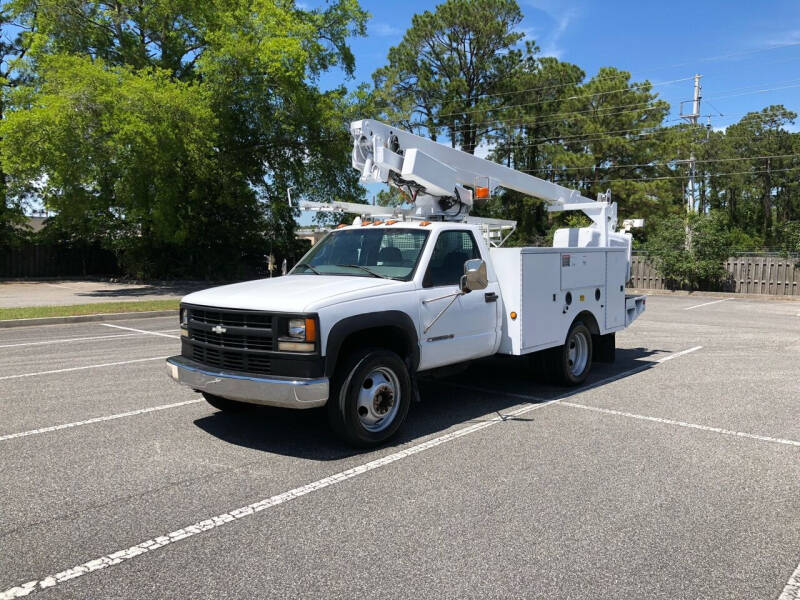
[202,392,251,412]
[594,333,616,363]
[553,321,593,386]
[327,348,411,447]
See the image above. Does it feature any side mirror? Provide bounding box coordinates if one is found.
[459,258,488,293]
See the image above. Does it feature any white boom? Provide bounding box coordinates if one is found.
[350,119,621,248]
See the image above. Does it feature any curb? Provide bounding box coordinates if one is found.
[627,288,800,302]
[0,310,178,329]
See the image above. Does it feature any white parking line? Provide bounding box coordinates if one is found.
[557,402,800,448]
[0,356,169,381]
[0,330,180,349]
[101,324,180,339]
[779,560,800,600]
[0,399,555,600]
[0,399,203,442]
[656,345,703,362]
[684,298,734,310]
[0,346,703,599]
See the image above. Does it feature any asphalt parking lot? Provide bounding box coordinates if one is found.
[1,295,799,599]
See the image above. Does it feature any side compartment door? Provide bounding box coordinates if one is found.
[417,230,500,370]
[605,250,627,329]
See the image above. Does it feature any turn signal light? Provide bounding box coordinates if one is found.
[304,317,317,342]
[510,311,517,320]
[475,186,490,199]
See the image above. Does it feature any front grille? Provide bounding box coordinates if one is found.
[188,307,272,329]
[190,328,273,351]
[183,306,274,375]
[188,343,272,374]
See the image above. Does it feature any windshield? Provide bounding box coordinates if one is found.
[292,228,429,281]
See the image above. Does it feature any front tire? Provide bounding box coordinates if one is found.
[327,348,411,447]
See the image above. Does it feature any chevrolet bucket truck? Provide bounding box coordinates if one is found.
[166,119,646,446]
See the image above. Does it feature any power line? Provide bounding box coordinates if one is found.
[437,76,692,118]
[449,102,669,132]
[708,82,800,102]
[532,166,800,183]
[515,153,800,173]
[427,40,800,105]
[447,77,800,128]
[638,41,800,75]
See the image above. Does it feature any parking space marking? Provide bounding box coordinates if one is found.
[684,298,734,310]
[655,345,703,362]
[0,356,169,381]
[779,560,800,600]
[0,346,704,599]
[0,399,203,442]
[0,330,179,350]
[101,324,180,339]
[0,399,557,599]
[557,402,800,448]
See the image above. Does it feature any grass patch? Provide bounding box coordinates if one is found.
[0,299,179,321]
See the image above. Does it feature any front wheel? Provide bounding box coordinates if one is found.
[554,321,593,386]
[327,348,411,447]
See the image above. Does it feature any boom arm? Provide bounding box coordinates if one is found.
[351,119,619,246]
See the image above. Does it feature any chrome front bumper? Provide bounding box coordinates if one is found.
[166,356,329,409]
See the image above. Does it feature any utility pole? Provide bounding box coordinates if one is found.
[680,74,703,213]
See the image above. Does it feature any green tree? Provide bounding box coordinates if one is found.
[1,0,368,277]
[710,106,798,243]
[372,0,524,153]
[0,4,35,246]
[644,211,735,290]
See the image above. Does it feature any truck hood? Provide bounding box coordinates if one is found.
[181,274,407,313]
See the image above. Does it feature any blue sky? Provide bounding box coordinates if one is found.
[295,0,800,217]
[316,0,800,131]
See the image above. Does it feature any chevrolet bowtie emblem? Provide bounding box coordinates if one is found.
[211,325,227,334]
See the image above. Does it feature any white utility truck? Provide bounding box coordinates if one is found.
[167,119,646,446]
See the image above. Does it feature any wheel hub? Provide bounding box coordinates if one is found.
[356,367,401,432]
[567,330,589,376]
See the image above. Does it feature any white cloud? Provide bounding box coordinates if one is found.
[521,2,580,59]
[371,22,402,37]
[760,28,800,47]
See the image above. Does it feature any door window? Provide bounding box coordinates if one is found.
[423,230,481,288]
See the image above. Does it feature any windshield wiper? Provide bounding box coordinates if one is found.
[295,262,321,275]
[335,264,394,279]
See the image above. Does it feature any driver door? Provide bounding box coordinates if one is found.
[417,230,499,370]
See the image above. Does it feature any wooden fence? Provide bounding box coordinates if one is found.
[629,254,800,296]
[0,244,120,278]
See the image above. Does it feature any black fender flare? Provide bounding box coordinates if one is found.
[325,310,419,378]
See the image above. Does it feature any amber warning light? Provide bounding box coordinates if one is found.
[475,186,490,199]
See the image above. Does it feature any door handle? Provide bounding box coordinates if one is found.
[484,292,498,303]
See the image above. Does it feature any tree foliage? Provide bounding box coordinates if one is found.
[644,212,735,290]
[373,0,524,153]
[0,0,368,277]
[3,0,800,283]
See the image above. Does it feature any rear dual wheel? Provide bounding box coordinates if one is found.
[531,320,593,386]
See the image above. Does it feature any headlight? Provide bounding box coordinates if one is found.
[288,318,306,339]
[279,317,317,352]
